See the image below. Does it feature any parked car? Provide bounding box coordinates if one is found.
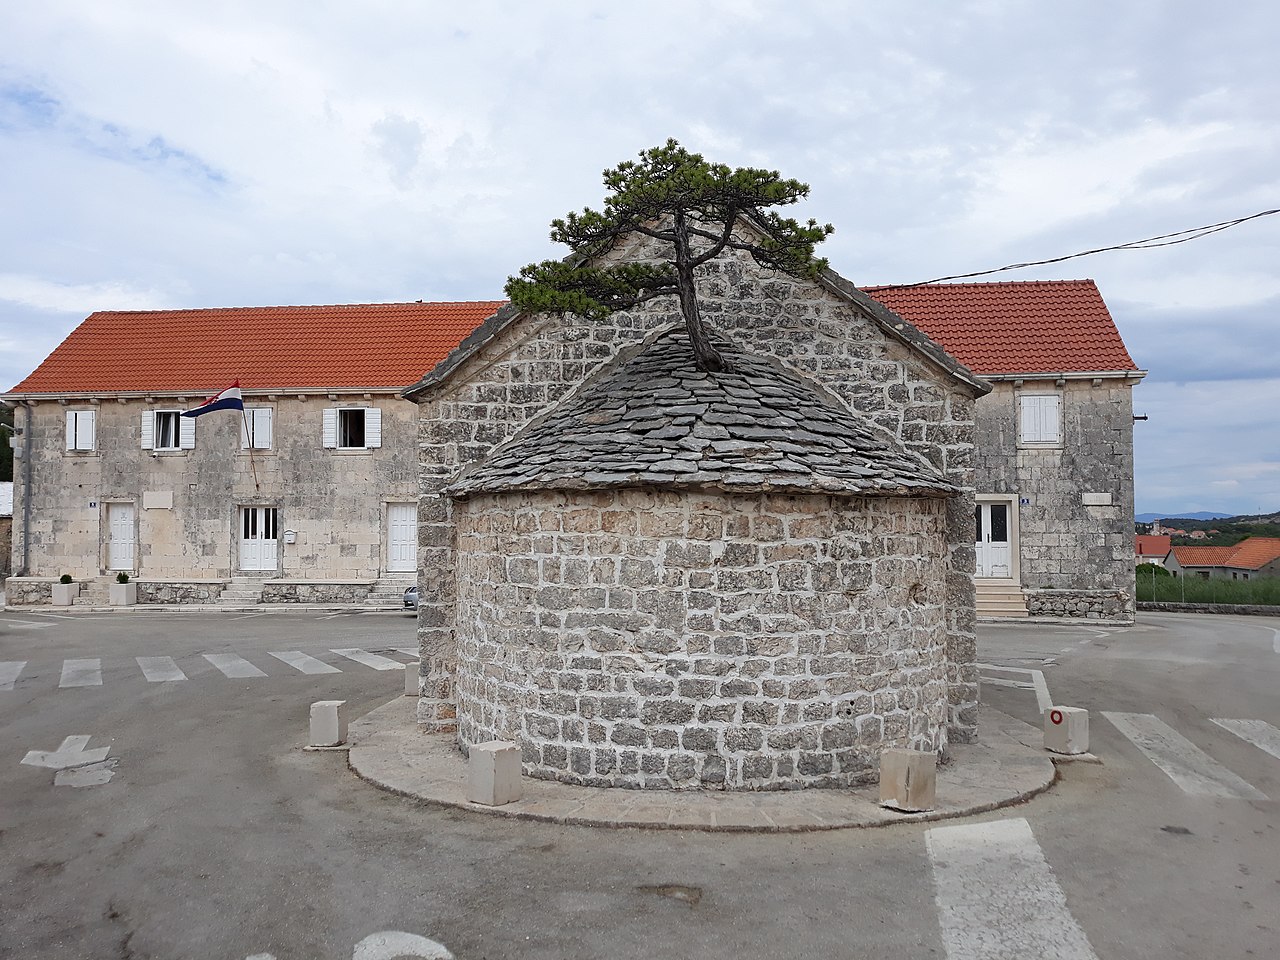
[404,585,418,611]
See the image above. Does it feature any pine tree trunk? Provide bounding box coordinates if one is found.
[673,211,726,373]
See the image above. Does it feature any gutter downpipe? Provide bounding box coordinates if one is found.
[19,402,31,576]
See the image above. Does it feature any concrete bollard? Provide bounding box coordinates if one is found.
[309,700,348,747]
[468,740,523,806]
[1044,706,1089,755]
[405,662,419,697]
[879,748,937,812]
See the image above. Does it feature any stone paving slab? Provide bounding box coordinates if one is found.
[346,698,1058,832]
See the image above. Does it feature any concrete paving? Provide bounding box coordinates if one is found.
[347,697,1059,832]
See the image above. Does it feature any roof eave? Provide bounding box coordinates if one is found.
[980,369,1148,382]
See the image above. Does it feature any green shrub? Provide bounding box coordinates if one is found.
[1137,562,1171,578]
[59,574,73,584]
[1137,570,1280,606]
[115,571,130,584]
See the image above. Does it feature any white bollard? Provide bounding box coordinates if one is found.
[879,748,937,812]
[1044,706,1089,755]
[405,662,419,697]
[309,700,348,747]
[468,740,523,806]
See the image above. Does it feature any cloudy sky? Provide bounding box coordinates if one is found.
[1,1,1276,516]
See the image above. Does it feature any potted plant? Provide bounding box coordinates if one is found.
[52,574,79,606]
[110,571,137,606]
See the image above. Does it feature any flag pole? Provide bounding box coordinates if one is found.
[241,408,260,491]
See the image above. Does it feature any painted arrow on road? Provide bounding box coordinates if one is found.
[21,735,111,770]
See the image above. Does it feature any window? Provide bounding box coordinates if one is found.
[141,410,195,451]
[322,407,382,450]
[65,410,96,451]
[241,407,273,449]
[1018,393,1061,445]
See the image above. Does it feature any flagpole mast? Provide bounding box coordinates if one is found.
[241,408,260,491]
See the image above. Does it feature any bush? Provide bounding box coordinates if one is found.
[1137,562,1170,578]
[1136,569,1280,606]
[59,574,73,584]
[116,571,130,584]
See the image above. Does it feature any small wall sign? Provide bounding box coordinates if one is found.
[1019,497,1030,505]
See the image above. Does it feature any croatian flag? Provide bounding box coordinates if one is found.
[181,381,244,418]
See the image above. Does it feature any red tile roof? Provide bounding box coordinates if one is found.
[1223,537,1280,571]
[1171,545,1239,567]
[1135,535,1171,558]
[863,280,1139,375]
[5,301,506,394]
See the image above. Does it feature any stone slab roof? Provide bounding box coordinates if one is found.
[444,329,956,499]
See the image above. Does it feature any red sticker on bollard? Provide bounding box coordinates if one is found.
[1050,709,1063,725]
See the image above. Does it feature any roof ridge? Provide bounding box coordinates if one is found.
[89,299,506,317]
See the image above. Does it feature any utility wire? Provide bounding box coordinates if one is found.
[873,208,1279,290]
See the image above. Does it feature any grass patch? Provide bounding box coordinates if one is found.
[1137,572,1280,606]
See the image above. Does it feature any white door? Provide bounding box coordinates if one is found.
[974,502,1012,578]
[107,503,135,571]
[387,503,417,573]
[239,506,279,571]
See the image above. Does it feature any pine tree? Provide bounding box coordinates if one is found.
[505,139,833,372]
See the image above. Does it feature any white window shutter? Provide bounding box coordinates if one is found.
[1019,397,1039,442]
[179,415,196,449]
[141,411,155,450]
[365,407,382,448]
[66,412,76,450]
[240,411,250,449]
[1043,395,1061,443]
[83,411,96,450]
[322,408,337,448]
[258,408,273,449]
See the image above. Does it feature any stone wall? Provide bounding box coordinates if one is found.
[9,394,417,581]
[260,581,373,603]
[0,516,10,578]
[1026,588,1130,620]
[452,489,950,790]
[2,577,52,605]
[974,378,1136,621]
[136,580,226,604]
[415,242,983,742]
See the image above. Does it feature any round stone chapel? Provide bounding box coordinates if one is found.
[443,331,958,790]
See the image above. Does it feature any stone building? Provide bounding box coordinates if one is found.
[2,301,500,605]
[403,238,990,788]
[868,281,1145,621]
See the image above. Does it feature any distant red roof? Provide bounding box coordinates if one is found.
[1171,545,1239,567]
[5,301,506,394]
[1135,535,1171,558]
[1223,537,1280,571]
[863,280,1139,375]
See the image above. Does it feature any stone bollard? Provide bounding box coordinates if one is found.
[468,740,523,806]
[405,662,419,697]
[1044,706,1089,755]
[879,748,937,812]
[309,700,348,747]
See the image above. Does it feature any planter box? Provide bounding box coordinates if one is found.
[51,582,80,606]
[109,582,137,606]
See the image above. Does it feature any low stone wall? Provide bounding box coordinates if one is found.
[0,517,11,578]
[1027,588,1132,621]
[136,581,226,604]
[2,577,54,605]
[260,581,373,604]
[454,489,952,791]
[1138,601,1280,617]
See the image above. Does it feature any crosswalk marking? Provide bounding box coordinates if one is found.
[1,661,27,690]
[204,653,268,679]
[137,656,187,682]
[269,650,342,675]
[1103,712,1266,800]
[1210,718,1280,761]
[926,817,1098,960]
[60,659,103,688]
[332,648,405,671]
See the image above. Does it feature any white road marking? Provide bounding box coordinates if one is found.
[1210,718,1280,761]
[926,817,1098,960]
[21,735,111,770]
[1103,712,1267,800]
[393,647,419,658]
[332,648,405,671]
[137,656,187,682]
[204,653,267,678]
[0,617,53,628]
[1273,628,1279,654]
[352,931,454,959]
[0,661,27,690]
[977,663,1052,715]
[60,658,102,688]
[55,758,117,786]
[269,650,342,674]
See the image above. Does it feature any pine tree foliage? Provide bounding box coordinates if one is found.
[506,139,833,371]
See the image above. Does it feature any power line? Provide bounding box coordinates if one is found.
[874,208,1280,290]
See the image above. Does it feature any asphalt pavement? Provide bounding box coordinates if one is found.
[1,608,1277,959]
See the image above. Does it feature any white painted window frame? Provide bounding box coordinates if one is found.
[241,407,273,450]
[65,409,96,451]
[323,406,382,450]
[142,409,194,451]
[1017,392,1062,448]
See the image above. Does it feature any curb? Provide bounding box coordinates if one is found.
[344,699,1058,833]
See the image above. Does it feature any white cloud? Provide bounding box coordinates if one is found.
[0,275,171,314]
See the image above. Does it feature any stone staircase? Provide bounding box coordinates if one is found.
[975,580,1028,619]
[365,576,416,609]
[219,576,270,605]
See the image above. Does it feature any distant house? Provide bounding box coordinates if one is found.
[868,281,1145,620]
[1,302,501,605]
[1167,538,1280,580]
[1135,534,1171,567]
[1188,530,1207,540]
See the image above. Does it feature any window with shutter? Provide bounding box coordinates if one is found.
[1018,394,1061,445]
[242,407,273,449]
[66,410,96,451]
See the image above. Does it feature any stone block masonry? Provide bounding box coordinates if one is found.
[453,489,950,790]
